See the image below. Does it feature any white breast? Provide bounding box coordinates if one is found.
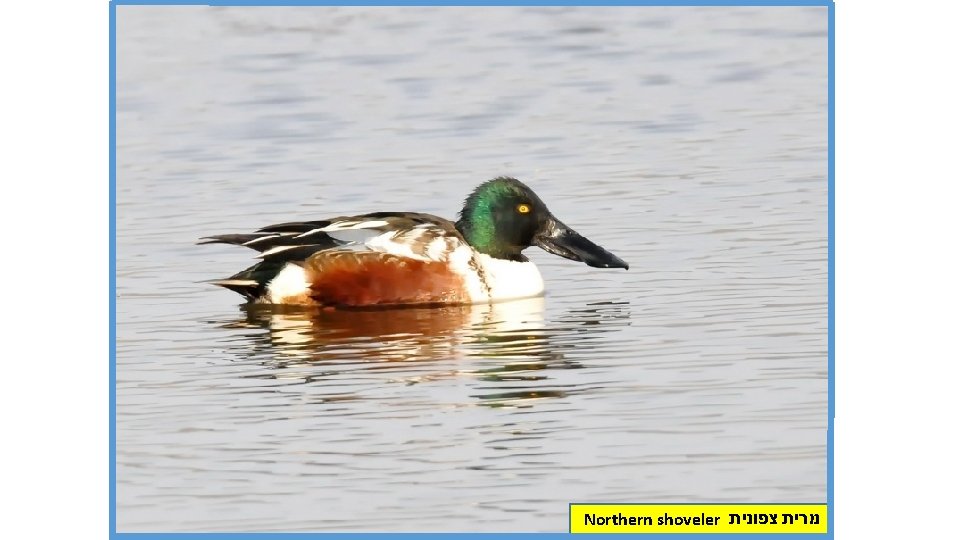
[447,246,545,303]
[480,254,546,302]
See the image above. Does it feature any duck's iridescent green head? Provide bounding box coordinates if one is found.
[454,177,629,269]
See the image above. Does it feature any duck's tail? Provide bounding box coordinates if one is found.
[199,228,339,302]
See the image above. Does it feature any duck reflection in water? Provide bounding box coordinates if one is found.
[221,297,630,407]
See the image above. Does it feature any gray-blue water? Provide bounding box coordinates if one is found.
[116,6,828,532]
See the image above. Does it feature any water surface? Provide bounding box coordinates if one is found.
[116,6,828,532]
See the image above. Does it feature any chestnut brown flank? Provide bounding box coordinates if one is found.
[304,251,469,307]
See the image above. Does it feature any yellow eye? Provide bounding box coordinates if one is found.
[517,203,531,214]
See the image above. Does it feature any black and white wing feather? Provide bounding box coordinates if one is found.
[199,212,466,300]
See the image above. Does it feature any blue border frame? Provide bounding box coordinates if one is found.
[113,1,829,5]
[825,2,834,537]
[110,0,119,536]
[109,1,834,538]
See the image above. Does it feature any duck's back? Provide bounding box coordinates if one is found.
[201,212,494,306]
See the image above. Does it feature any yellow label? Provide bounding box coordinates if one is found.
[570,504,827,534]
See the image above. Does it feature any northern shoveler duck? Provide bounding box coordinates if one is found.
[200,177,628,307]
